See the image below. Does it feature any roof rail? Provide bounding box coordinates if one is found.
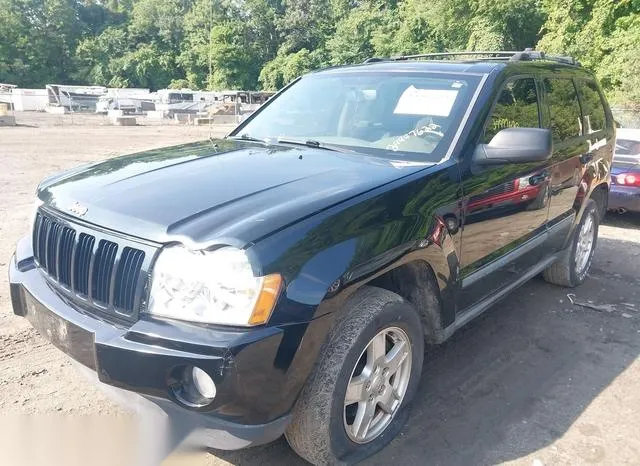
[363,49,581,67]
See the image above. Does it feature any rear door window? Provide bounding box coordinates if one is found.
[578,80,607,133]
[483,78,540,143]
[543,78,583,141]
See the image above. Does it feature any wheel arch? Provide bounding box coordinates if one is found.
[367,260,444,344]
[589,182,609,220]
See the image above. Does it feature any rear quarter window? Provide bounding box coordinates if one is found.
[543,78,583,142]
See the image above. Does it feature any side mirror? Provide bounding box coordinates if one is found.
[473,128,553,165]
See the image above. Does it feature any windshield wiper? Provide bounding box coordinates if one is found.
[227,134,268,144]
[276,137,352,153]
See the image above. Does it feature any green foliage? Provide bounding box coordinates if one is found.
[0,0,637,104]
[260,49,326,90]
[538,0,640,105]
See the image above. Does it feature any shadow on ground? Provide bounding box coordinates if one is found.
[210,235,639,465]
[603,211,640,229]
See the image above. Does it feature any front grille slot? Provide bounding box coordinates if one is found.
[32,211,150,320]
[58,227,76,287]
[46,222,63,278]
[92,240,118,305]
[74,233,95,296]
[114,248,145,311]
[38,216,51,273]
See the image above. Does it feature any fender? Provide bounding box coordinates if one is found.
[248,161,462,416]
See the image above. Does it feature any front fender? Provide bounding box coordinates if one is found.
[246,162,462,418]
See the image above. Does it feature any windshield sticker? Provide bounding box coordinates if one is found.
[390,160,432,168]
[386,124,444,152]
[393,86,459,117]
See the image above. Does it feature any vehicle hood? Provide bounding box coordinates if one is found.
[38,139,426,245]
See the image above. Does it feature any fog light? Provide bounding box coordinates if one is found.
[171,365,217,408]
[191,366,216,399]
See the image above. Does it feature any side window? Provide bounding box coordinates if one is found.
[483,78,539,143]
[578,80,607,133]
[544,78,583,141]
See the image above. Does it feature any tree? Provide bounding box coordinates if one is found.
[0,0,637,106]
[0,0,83,86]
[539,0,640,104]
[259,48,324,90]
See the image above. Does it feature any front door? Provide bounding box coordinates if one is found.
[458,76,552,310]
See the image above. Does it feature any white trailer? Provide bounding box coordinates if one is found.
[11,89,48,111]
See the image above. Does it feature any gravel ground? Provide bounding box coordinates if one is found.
[0,113,638,465]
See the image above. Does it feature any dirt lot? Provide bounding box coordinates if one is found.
[0,113,638,465]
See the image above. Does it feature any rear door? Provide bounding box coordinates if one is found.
[458,76,552,310]
[543,76,607,249]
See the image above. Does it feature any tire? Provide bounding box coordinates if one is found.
[285,287,424,465]
[543,199,599,287]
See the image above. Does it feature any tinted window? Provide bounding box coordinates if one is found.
[544,78,582,141]
[579,81,606,133]
[483,78,539,143]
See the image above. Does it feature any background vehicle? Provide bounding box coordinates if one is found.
[609,128,640,213]
[9,50,613,465]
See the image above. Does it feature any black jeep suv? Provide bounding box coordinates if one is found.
[10,50,614,464]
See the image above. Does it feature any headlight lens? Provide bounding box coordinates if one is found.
[148,246,281,326]
[517,175,532,190]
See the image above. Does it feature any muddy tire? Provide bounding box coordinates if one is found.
[285,287,424,465]
[543,199,599,287]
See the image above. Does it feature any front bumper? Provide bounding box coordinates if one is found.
[608,185,640,212]
[8,236,318,450]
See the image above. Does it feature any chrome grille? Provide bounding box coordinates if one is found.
[33,210,153,320]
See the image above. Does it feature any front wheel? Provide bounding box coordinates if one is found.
[285,287,424,465]
[543,199,599,287]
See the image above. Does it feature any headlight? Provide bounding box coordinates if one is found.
[147,246,282,326]
[517,175,532,190]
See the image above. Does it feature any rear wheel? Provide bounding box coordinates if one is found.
[543,199,599,287]
[285,287,424,465]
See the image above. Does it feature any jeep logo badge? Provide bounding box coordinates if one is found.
[69,202,88,217]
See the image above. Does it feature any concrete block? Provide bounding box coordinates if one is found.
[112,116,137,126]
[174,113,192,124]
[45,106,66,114]
[0,115,16,126]
[146,110,165,120]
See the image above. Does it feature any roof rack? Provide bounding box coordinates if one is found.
[363,49,581,67]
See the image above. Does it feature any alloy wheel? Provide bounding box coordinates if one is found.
[575,211,595,274]
[343,327,412,444]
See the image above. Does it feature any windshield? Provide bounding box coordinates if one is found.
[235,72,481,162]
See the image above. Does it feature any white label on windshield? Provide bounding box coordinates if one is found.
[393,86,458,117]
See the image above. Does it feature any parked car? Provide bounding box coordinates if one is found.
[609,128,640,213]
[9,50,614,465]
